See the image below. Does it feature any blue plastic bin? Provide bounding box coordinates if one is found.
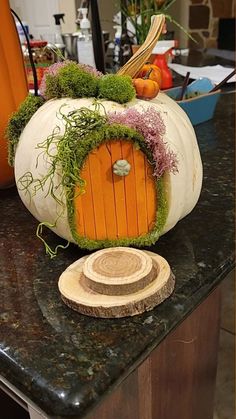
[165,78,221,125]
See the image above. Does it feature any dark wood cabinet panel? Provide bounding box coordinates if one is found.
[86,287,221,419]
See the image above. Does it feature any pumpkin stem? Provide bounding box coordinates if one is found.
[144,68,153,80]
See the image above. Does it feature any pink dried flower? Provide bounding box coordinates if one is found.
[77,63,103,78]
[107,106,178,178]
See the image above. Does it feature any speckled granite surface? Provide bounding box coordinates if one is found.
[0,93,234,418]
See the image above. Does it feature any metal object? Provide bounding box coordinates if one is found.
[90,0,105,73]
[62,33,79,61]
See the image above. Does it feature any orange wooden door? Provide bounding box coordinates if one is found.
[74,140,157,240]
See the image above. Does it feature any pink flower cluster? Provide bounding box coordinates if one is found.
[39,60,102,98]
[107,107,178,178]
[78,63,103,78]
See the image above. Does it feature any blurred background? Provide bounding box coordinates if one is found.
[9,0,235,74]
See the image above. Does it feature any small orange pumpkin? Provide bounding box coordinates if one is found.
[133,69,160,100]
[138,63,162,86]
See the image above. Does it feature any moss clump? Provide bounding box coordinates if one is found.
[6,94,45,166]
[40,62,136,104]
[43,74,61,100]
[44,62,98,99]
[98,74,135,104]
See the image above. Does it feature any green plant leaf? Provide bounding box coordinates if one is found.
[120,0,195,45]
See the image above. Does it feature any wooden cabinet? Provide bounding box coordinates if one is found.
[86,287,221,419]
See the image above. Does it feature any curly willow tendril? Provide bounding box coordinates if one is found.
[36,218,70,259]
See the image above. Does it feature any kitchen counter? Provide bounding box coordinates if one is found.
[0,92,235,418]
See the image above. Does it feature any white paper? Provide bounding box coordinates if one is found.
[152,40,175,54]
[168,63,236,84]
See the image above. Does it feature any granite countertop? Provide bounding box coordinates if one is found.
[0,92,235,418]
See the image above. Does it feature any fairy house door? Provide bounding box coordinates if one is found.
[74,139,157,241]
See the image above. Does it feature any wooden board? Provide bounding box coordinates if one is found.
[110,141,128,238]
[85,287,221,419]
[58,248,175,318]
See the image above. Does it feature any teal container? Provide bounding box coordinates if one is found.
[165,78,221,125]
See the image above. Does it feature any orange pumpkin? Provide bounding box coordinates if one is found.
[138,63,162,86]
[0,0,28,188]
[133,69,160,100]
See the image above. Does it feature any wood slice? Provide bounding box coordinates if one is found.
[58,248,175,318]
[83,247,154,295]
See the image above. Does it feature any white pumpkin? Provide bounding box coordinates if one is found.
[14,93,202,248]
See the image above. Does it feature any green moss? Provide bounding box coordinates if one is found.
[44,62,98,99]
[98,74,136,104]
[6,94,45,166]
[44,74,62,99]
[44,66,135,103]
